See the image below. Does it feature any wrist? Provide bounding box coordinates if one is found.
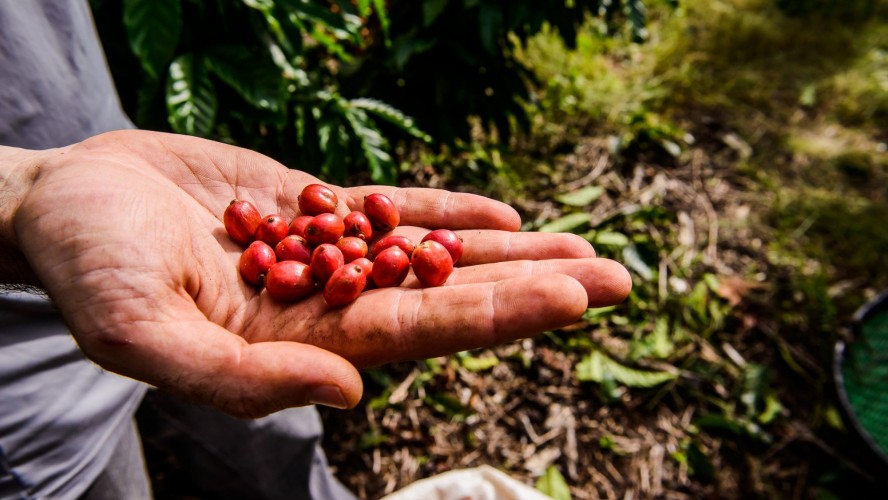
[0,145,44,285]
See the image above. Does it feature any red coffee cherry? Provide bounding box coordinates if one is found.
[304,213,345,247]
[275,235,312,264]
[411,241,453,287]
[370,235,415,261]
[371,246,410,288]
[239,241,276,286]
[363,193,400,232]
[310,243,345,284]
[352,257,373,275]
[324,262,367,306]
[421,229,464,265]
[224,199,261,246]
[298,184,338,215]
[336,236,369,263]
[256,214,289,247]
[343,211,373,240]
[288,215,313,238]
[265,261,315,302]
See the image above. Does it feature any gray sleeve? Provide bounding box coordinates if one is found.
[0,2,146,498]
[0,0,134,149]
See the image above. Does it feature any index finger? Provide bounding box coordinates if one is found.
[344,186,521,231]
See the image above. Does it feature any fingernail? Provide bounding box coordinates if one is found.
[308,385,348,409]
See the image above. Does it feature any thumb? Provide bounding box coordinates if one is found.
[82,319,363,418]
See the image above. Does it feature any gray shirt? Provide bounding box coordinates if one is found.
[0,1,147,498]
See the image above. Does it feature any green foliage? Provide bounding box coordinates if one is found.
[693,363,785,445]
[770,189,888,288]
[576,350,677,388]
[336,0,887,494]
[775,0,877,19]
[166,54,217,137]
[538,213,592,234]
[456,351,500,372]
[554,185,604,207]
[684,440,716,482]
[122,0,182,79]
[424,391,471,421]
[92,0,427,184]
[341,0,656,145]
[535,466,572,500]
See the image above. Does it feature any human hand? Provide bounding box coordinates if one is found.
[1,130,630,417]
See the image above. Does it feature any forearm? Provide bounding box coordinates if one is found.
[0,145,42,286]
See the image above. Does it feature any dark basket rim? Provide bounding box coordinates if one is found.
[834,289,888,467]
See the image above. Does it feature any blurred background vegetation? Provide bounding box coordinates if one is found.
[92,0,888,497]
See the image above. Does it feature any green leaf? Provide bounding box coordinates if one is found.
[583,306,616,321]
[264,6,300,57]
[686,441,715,482]
[554,186,603,207]
[242,0,273,11]
[651,317,674,359]
[758,394,783,424]
[364,368,393,387]
[279,0,359,42]
[538,213,591,233]
[686,281,709,318]
[694,414,770,442]
[632,317,675,361]
[601,373,622,403]
[358,430,387,450]
[349,98,431,142]
[824,405,846,431]
[371,0,391,43]
[458,353,499,372]
[166,54,217,137]
[390,34,437,70]
[703,273,721,293]
[424,392,470,420]
[423,0,449,27]
[477,3,503,54]
[318,113,351,182]
[740,363,769,417]
[576,350,677,388]
[535,466,572,500]
[587,231,630,248]
[343,106,396,184]
[205,46,287,112]
[799,83,817,107]
[367,387,393,410]
[311,24,353,61]
[261,36,307,84]
[123,0,182,79]
[622,243,653,281]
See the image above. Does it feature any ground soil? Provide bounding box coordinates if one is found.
[316,132,888,499]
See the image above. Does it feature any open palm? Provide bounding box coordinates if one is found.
[13,131,630,417]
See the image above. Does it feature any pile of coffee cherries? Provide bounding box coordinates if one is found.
[223,184,462,306]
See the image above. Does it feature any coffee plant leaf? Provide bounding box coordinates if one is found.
[535,466,571,500]
[166,54,217,137]
[577,350,677,388]
[349,98,431,142]
[205,46,287,113]
[123,0,182,80]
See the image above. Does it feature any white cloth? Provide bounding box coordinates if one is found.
[383,465,552,500]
